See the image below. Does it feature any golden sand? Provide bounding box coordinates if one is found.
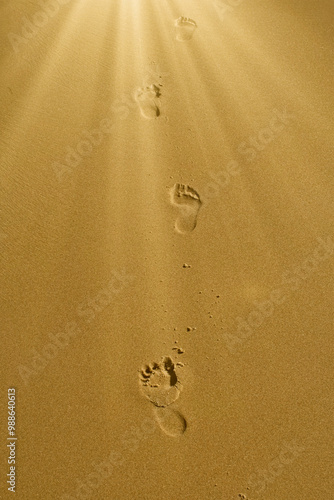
[0,0,333,498]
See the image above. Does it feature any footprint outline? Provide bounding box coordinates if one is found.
[139,356,182,407]
[174,17,197,42]
[134,84,161,119]
[139,356,188,437]
[169,183,202,234]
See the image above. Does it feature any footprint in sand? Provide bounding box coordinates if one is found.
[174,17,197,42]
[134,84,161,119]
[139,356,182,407]
[139,356,187,437]
[169,183,202,234]
[154,407,187,437]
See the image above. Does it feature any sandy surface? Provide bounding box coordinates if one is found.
[0,0,333,498]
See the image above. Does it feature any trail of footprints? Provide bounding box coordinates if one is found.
[135,16,197,120]
[138,15,199,437]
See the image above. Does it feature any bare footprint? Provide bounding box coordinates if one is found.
[154,407,187,437]
[134,84,161,119]
[169,183,202,234]
[139,356,182,407]
[174,17,197,42]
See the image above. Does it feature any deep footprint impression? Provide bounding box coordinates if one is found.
[134,84,161,119]
[169,183,202,234]
[174,17,197,42]
[154,407,187,437]
[139,356,182,407]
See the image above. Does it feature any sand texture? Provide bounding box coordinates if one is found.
[0,0,333,498]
